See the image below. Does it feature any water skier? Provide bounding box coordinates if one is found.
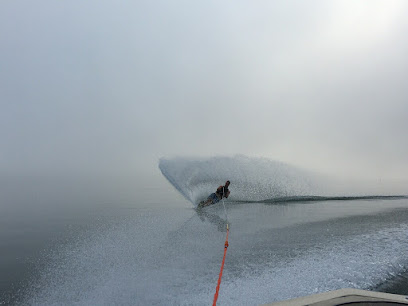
[198,181,230,208]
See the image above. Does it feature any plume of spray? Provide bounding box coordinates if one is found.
[159,155,331,205]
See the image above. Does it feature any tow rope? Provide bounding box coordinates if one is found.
[212,223,229,306]
[212,190,229,306]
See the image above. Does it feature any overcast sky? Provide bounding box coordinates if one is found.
[1,0,408,188]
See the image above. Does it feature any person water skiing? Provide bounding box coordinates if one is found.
[198,181,230,208]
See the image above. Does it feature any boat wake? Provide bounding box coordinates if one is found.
[246,195,408,204]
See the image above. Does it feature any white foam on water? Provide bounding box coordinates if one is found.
[210,224,408,306]
[21,206,408,305]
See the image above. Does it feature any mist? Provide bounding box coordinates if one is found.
[1,1,408,208]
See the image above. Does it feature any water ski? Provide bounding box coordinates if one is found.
[197,201,210,209]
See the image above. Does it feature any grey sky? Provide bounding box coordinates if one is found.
[1,0,408,189]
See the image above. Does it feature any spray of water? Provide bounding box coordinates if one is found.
[159,155,330,204]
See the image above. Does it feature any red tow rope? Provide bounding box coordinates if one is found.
[212,223,229,306]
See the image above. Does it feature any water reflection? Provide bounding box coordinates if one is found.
[195,207,228,232]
